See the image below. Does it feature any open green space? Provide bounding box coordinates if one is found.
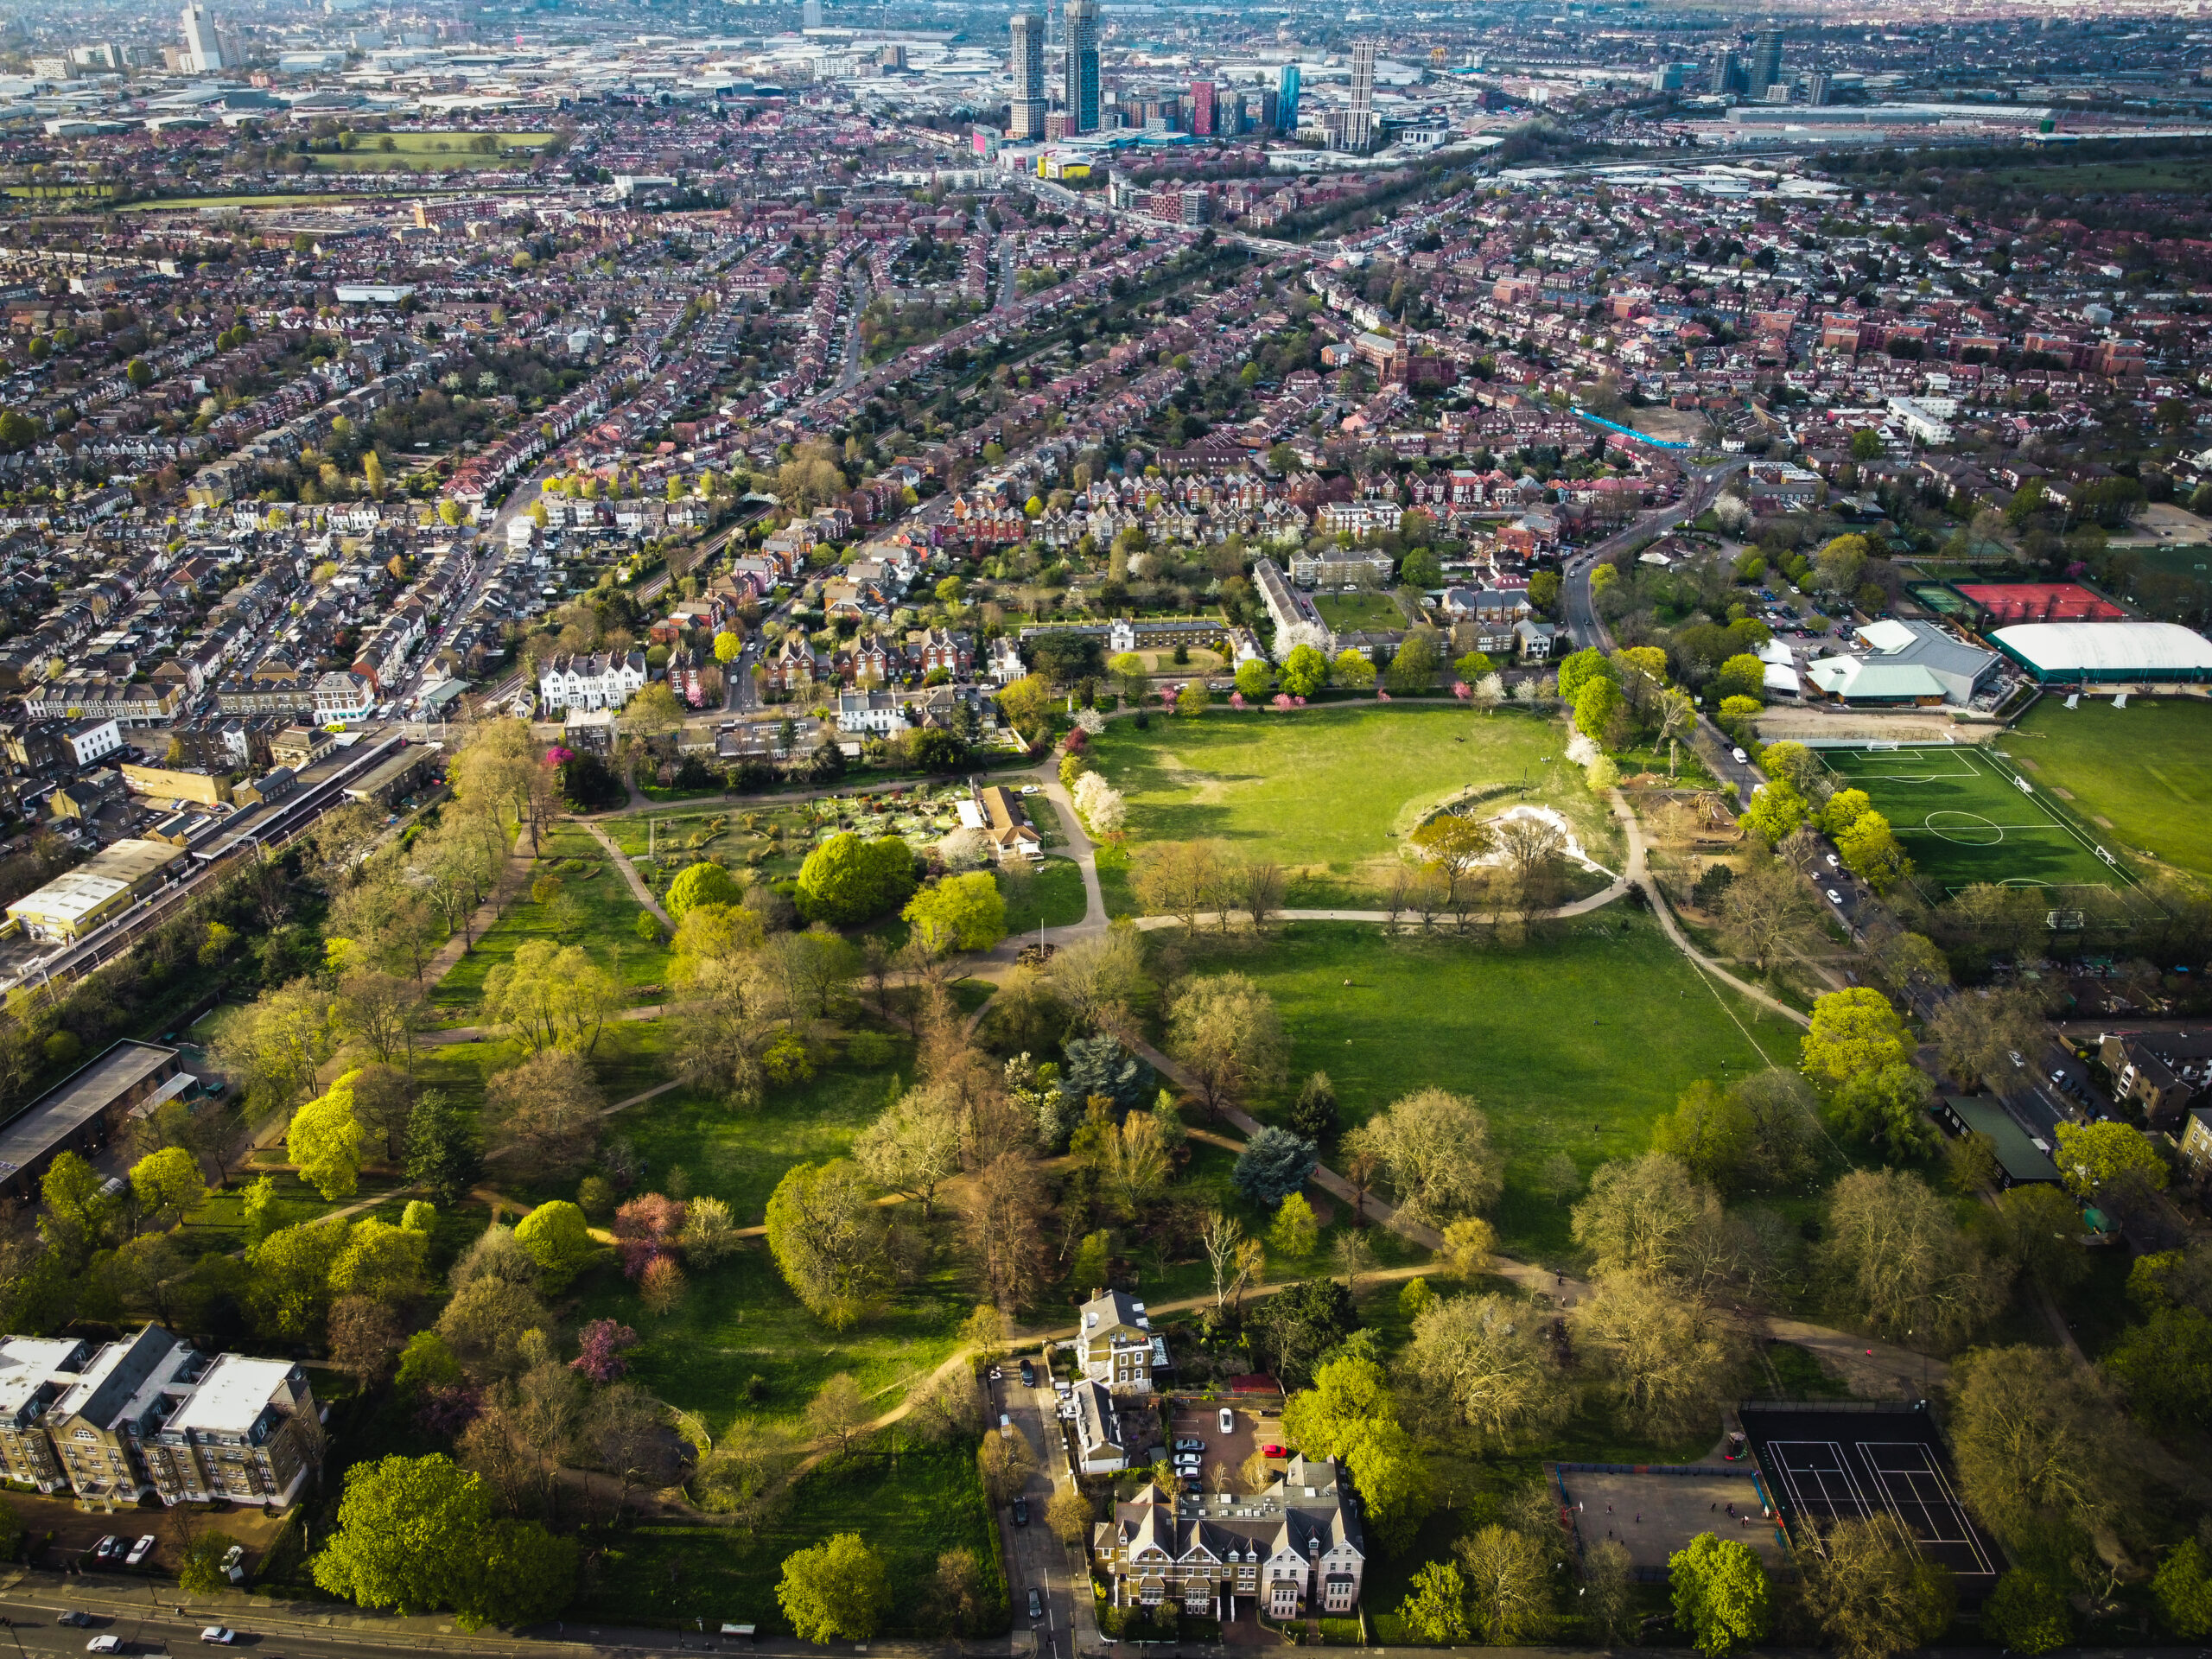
[1819,742,2124,899]
[1978,158,2212,194]
[1185,917,1786,1261]
[430,822,669,1016]
[2120,543,2212,580]
[2008,696,2212,879]
[1312,590,1408,632]
[999,857,1088,936]
[569,1438,1005,1634]
[1086,705,1611,906]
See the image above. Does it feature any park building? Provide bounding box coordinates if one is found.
[0,1325,321,1510]
[1094,1454,1365,1620]
[1988,621,2212,686]
[1805,620,1999,708]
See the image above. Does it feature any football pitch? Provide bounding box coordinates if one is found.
[1817,743,2131,899]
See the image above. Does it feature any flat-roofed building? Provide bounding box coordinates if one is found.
[4,838,187,943]
[0,1336,90,1491]
[0,1040,181,1204]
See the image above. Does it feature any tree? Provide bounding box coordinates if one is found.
[1402,1292,1565,1450]
[245,1220,347,1342]
[1252,1277,1359,1387]
[796,833,916,925]
[1332,648,1377,690]
[853,1088,963,1220]
[931,1547,988,1637]
[1396,1560,1471,1644]
[1739,779,1807,844]
[778,1534,887,1643]
[2154,1538,2212,1637]
[1168,973,1287,1116]
[335,971,430,1070]
[1345,1088,1499,1226]
[330,1217,429,1306]
[513,1201,598,1292]
[1821,1169,2006,1346]
[329,1296,404,1386]
[180,1529,245,1595]
[1719,855,1823,973]
[1951,1344,2133,1553]
[483,1050,602,1183]
[1456,1524,1550,1643]
[1670,1533,1770,1658]
[310,1453,493,1615]
[1801,989,1910,1093]
[1132,839,1222,935]
[1269,1192,1319,1257]
[666,861,742,921]
[902,872,1007,955]
[406,1090,481,1205]
[1287,1071,1338,1142]
[1046,1485,1092,1546]
[289,1071,367,1201]
[1385,631,1438,694]
[764,1160,890,1330]
[1574,1269,1740,1437]
[1439,1216,1495,1280]
[805,1372,872,1459]
[129,1147,206,1233]
[1835,811,1911,893]
[1278,643,1330,698]
[1232,1126,1318,1206]
[2054,1120,2167,1205]
[1649,1082,1757,1192]
[213,976,334,1120]
[1278,1356,1432,1551]
[1573,675,1624,747]
[1831,1062,1938,1161]
[1982,1571,2071,1655]
[977,1421,1038,1503]
[1234,658,1271,699]
[1797,1516,1955,1659]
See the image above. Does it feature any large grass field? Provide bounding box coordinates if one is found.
[1185,917,1790,1261]
[2007,696,2212,879]
[1313,590,1408,632]
[1817,743,2123,899]
[1086,705,1611,907]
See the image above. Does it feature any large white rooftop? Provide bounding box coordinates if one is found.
[1991,621,2212,675]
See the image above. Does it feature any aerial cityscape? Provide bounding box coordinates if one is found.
[0,0,2202,1649]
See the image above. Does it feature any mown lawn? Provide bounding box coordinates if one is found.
[431,822,670,1016]
[1085,705,1609,907]
[2009,695,2212,878]
[569,1437,1007,1634]
[1174,918,1790,1262]
[1000,857,1088,936]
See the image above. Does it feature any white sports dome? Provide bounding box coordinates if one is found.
[1989,620,2212,683]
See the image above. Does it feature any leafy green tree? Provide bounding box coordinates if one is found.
[245,1220,347,1341]
[1669,1533,1770,1658]
[1268,1192,1319,1256]
[1385,632,1438,694]
[1279,644,1330,698]
[395,1330,463,1396]
[1801,989,1911,1093]
[2053,1120,2167,1205]
[1649,1080,1755,1191]
[1252,1276,1358,1385]
[129,1147,207,1232]
[1983,1571,2070,1655]
[777,1533,887,1643]
[1059,1033,1152,1116]
[311,1453,493,1611]
[2106,1306,2212,1429]
[1835,810,1911,893]
[902,872,1007,953]
[1555,646,1618,702]
[1234,658,1271,699]
[1287,1071,1338,1142]
[1457,1523,1551,1643]
[513,1200,598,1293]
[1396,1560,1471,1643]
[796,833,917,925]
[714,630,742,664]
[1279,1356,1433,1550]
[1401,549,1444,589]
[329,1217,429,1306]
[1739,779,1807,844]
[468,1518,580,1630]
[1951,1344,2133,1554]
[1831,1062,1938,1160]
[2154,1537,2212,1637]
[289,1070,367,1200]
[40,1151,118,1268]
[666,861,741,921]
[180,1530,245,1595]
[240,1175,280,1249]
[1233,1126,1319,1205]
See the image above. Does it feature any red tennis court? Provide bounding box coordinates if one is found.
[1955,582,2126,622]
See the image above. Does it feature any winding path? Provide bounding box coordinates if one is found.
[584,820,671,927]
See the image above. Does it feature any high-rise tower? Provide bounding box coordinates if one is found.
[1277,61,1300,131]
[179,3,225,73]
[1063,0,1100,133]
[1347,38,1376,150]
[1009,11,1046,139]
[1748,26,1783,98]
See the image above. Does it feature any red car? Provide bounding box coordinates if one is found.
[1261,1444,1286,1458]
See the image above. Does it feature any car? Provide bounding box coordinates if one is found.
[92,1535,120,1566]
[200,1631,238,1646]
[1826,889,1843,905]
[2052,1071,2068,1085]
[1261,1443,1286,1458]
[1027,1589,1044,1620]
[126,1535,155,1567]
[999,1413,1013,1431]
[2008,1051,2025,1068]
[988,1366,1002,1381]
[86,1640,122,1655]
[1824,853,1840,868]
[1019,1359,1036,1387]
[1219,1407,1235,1433]
[57,1612,92,1629]
[220,1544,246,1583]
[1012,1497,1028,1528]
[1173,1437,1205,1452]
[1020,785,1040,797]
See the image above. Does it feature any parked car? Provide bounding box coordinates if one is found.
[220,1545,245,1584]
[1261,1443,1286,1458]
[92,1536,121,1567]
[2008,1051,2025,1068]
[998,1413,1013,1432]
[1824,853,1840,868]
[1174,1437,1205,1452]
[1012,1497,1028,1528]
[1219,1407,1235,1433]
[200,1631,238,1646]
[126,1536,156,1567]
[1826,889,1844,905]
[56,1612,92,1629]
[1019,1359,1036,1387]
[1731,747,1749,765]
[988,1366,1002,1381]
[86,1640,122,1656]
[1027,1589,1044,1620]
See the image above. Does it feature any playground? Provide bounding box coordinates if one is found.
[1816,742,2127,899]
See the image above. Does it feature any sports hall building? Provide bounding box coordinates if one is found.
[1989,621,2212,685]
